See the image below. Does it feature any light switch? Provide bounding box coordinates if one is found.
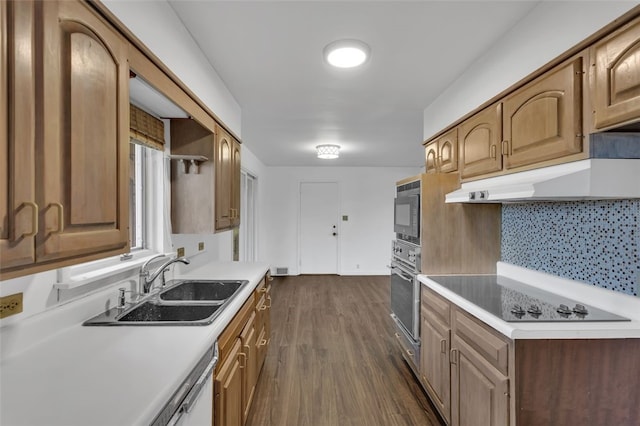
[342,215,348,221]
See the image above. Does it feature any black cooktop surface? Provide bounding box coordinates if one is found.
[426,275,630,322]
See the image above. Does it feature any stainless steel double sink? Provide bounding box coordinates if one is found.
[83,279,249,326]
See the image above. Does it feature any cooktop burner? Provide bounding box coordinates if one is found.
[426,275,630,322]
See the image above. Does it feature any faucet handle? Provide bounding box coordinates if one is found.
[117,287,137,309]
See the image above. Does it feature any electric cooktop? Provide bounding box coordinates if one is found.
[426,275,630,322]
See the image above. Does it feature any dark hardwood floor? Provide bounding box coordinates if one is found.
[246,275,444,426]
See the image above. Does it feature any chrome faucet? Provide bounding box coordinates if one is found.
[139,254,191,294]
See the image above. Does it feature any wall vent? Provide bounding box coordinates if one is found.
[272,267,289,276]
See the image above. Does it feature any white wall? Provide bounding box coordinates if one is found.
[263,167,420,276]
[423,1,638,139]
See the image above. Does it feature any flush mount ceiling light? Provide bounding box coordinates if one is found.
[323,39,370,68]
[316,144,340,159]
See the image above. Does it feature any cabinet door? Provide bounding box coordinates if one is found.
[459,104,502,179]
[593,17,640,129]
[0,0,37,272]
[451,336,509,426]
[231,138,241,227]
[240,311,257,423]
[38,0,129,262]
[420,307,451,423]
[215,339,243,426]
[503,58,583,170]
[215,126,233,230]
[438,129,458,173]
[425,140,439,174]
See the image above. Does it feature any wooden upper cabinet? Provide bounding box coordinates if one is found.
[425,140,439,173]
[215,124,241,231]
[38,0,129,262]
[459,104,502,179]
[592,16,640,129]
[424,129,458,174]
[1,0,37,271]
[1,0,129,279]
[231,139,241,227]
[502,57,583,170]
[170,118,216,234]
[215,125,233,230]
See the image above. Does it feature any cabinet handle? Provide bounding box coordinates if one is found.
[394,333,401,340]
[20,202,39,238]
[260,339,267,346]
[267,274,273,282]
[501,140,510,156]
[490,144,497,159]
[450,348,458,365]
[50,203,64,235]
[238,352,246,368]
[265,297,271,309]
[440,339,447,354]
[406,349,414,357]
[259,286,267,293]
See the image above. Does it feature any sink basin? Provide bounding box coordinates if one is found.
[117,301,221,323]
[83,279,249,326]
[160,280,247,301]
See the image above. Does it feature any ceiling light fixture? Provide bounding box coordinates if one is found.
[316,144,340,159]
[323,39,370,68]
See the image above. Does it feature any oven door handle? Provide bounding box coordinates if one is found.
[391,265,414,282]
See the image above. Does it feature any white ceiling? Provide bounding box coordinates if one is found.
[167,0,540,167]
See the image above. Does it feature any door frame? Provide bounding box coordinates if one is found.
[239,168,258,262]
[297,180,341,275]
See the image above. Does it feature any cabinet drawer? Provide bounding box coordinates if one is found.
[452,308,509,375]
[218,293,255,367]
[421,286,451,326]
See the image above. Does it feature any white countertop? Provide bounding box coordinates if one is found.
[419,262,640,339]
[0,261,270,426]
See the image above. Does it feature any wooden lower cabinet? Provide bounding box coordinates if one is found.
[240,311,258,423]
[450,335,509,426]
[419,288,640,426]
[214,275,271,426]
[215,338,244,426]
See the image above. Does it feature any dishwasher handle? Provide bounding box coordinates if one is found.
[167,342,219,425]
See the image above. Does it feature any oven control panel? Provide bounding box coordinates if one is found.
[392,240,421,271]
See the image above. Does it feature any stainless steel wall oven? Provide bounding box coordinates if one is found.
[390,177,422,370]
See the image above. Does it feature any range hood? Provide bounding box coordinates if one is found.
[446,159,640,203]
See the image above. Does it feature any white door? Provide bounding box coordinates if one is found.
[299,182,339,274]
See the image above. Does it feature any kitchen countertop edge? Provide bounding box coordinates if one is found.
[418,263,640,340]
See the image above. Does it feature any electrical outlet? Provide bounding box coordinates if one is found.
[198,242,205,251]
[177,247,185,257]
[0,293,23,319]
[342,215,349,221]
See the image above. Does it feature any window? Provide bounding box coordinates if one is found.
[129,143,146,250]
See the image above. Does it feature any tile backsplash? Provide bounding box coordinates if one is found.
[501,200,639,296]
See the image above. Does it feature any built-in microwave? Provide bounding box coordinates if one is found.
[394,180,420,243]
